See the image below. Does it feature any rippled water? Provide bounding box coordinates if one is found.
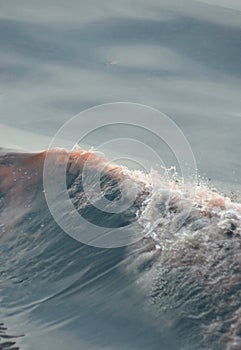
[0,1,241,349]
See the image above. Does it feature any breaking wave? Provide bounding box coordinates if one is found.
[0,147,241,350]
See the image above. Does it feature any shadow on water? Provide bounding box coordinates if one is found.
[0,322,23,350]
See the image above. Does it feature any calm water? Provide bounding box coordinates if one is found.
[0,1,241,349]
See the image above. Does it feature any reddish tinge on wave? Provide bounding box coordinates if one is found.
[0,147,127,242]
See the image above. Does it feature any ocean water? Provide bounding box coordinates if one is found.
[0,1,241,350]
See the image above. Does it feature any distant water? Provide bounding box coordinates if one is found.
[0,0,241,186]
[0,1,241,349]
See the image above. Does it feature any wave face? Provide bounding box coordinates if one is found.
[0,148,241,350]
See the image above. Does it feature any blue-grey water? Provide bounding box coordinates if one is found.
[0,1,241,349]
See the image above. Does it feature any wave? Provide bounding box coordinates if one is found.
[0,147,241,350]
